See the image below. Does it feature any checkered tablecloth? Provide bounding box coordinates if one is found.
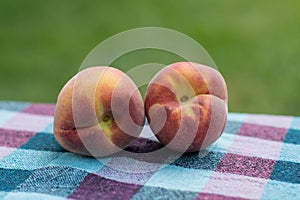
[0,101,299,200]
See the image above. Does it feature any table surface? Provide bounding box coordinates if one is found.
[0,101,299,200]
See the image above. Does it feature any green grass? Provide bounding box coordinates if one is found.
[1,0,300,115]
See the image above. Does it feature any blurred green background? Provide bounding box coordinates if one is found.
[0,0,299,115]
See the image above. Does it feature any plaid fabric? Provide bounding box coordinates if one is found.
[0,101,299,200]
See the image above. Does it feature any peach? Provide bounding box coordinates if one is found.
[54,67,145,157]
[144,62,227,153]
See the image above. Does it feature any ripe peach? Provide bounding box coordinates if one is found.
[54,67,145,157]
[144,62,227,153]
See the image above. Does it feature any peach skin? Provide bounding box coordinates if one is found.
[54,67,145,157]
[144,62,228,153]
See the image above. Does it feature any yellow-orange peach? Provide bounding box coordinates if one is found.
[144,62,227,152]
[54,67,145,157]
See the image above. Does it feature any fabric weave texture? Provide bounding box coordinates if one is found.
[0,101,299,200]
